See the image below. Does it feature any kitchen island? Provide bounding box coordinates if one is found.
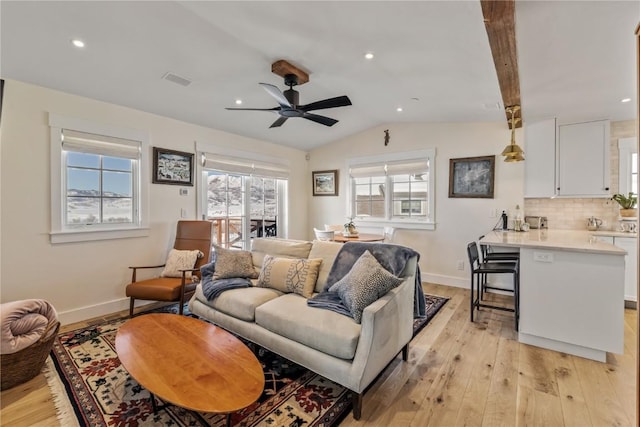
[481,230,626,362]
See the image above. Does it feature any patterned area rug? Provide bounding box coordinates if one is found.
[46,294,448,427]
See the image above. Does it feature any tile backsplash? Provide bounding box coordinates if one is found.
[524,197,620,231]
[524,119,636,231]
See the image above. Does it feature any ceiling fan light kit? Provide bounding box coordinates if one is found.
[225,60,352,128]
[502,105,525,162]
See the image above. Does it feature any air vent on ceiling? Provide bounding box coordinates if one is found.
[162,72,192,87]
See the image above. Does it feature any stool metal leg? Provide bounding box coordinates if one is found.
[470,273,475,322]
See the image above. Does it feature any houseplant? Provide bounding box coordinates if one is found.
[343,217,359,236]
[611,192,638,217]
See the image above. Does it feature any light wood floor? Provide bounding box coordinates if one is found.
[0,283,636,426]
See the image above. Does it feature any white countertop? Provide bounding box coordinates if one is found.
[481,229,627,255]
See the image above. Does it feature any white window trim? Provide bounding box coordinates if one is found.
[49,113,150,243]
[618,137,638,196]
[347,149,436,230]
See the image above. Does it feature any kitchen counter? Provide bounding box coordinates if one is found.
[482,229,627,255]
[481,229,625,362]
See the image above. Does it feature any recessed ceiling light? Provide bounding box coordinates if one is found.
[621,98,631,103]
[364,52,374,60]
[396,107,403,112]
[71,39,85,48]
[235,99,243,105]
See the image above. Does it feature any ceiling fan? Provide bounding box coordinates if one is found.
[225,73,352,128]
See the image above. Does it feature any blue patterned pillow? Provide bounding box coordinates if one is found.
[329,250,403,323]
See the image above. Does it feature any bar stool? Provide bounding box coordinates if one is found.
[478,235,519,299]
[478,235,520,262]
[467,241,519,330]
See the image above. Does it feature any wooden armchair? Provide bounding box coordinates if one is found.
[125,220,212,316]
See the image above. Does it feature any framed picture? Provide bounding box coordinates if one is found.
[152,147,194,186]
[448,155,495,198]
[312,170,339,196]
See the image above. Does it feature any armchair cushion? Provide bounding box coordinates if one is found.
[213,245,259,280]
[329,250,403,323]
[257,255,323,298]
[126,277,198,301]
[160,249,202,278]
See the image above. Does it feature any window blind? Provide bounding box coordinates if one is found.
[62,129,141,159]
[201,152,289,179]
[350,159,428,177]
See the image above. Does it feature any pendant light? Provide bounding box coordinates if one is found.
[501,105,524,162]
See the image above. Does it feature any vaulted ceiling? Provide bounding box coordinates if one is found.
[1,1,637,151]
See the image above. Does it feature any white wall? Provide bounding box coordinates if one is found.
[308,122,524,287]
[0,80,309,323]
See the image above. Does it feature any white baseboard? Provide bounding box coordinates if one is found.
[422,272,467,289]
[57,298,155,325]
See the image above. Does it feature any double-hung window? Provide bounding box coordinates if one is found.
[349,149,435,230]
[49,114,149,243]
[198,148,288,249]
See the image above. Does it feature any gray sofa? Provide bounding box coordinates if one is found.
[188,238,418,419]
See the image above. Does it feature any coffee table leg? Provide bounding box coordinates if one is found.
[147,390,218,427]
[150,392,159,414]
[226,413,231,426]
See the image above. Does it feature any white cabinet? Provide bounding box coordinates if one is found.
[613,237,637,303]
[524,118,556,198]
[519,247,624,362]
[557,120,610,197]
[592,234,637,303]
[524,119,611,198]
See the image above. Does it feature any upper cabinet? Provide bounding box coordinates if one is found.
[524,118,556,198]
[524,118,610,198]
[557,119,610,197]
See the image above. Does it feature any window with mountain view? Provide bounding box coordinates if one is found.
[65,152,134,225]
[60,129,140,227]
[49,115,148,243]
[200,152,288,249]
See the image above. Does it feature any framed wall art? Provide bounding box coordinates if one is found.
[152,147,194,186]
[312,170,339,196]
[448,155,495,198]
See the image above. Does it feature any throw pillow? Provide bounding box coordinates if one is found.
[213,245,259,279]
[160,249,203,279]
[257,255,323,298]
[329,250,403,323]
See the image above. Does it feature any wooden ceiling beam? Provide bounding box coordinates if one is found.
[271,60,309,85]
[481,0,522,129]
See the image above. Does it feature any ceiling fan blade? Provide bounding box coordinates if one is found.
[299,96,352,112]
[225,107,280,111]
[302,113,338,127]
[259,83,292,108]
[269,117,288,128]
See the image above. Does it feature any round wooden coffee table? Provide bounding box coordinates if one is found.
[115,313,264,425]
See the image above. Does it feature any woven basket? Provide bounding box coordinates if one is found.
[1,319,60,390]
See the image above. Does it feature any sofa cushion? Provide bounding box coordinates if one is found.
[213,245,259,279]
[251,238,313,269]
[257,255,323,298]
[308,240,342,293]
[195,285,282,322]
[255,293,361,360]
[329,250,403,323]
